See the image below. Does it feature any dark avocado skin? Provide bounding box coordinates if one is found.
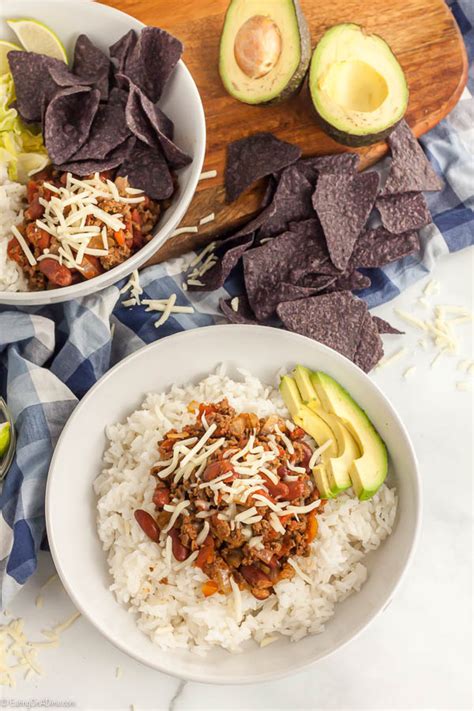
[263,0,311,105]
[314,110,403,147]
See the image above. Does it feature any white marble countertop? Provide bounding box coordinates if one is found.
[3,248,473,711]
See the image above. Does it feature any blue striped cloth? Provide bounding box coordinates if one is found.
[0,0,473,608]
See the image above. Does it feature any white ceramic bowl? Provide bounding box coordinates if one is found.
[46,325,421,684]
[0,0,206,305]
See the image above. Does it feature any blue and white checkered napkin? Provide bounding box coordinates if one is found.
[0,0,473,608]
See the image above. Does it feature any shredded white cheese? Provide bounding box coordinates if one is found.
[403,366,416,379]
[199,212,215,226]
[171,226,199,237]
[308,440,334,469]
[376,347,408,370]
[198,169,217,181]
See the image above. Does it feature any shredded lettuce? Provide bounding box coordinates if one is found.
[0,72,49,184]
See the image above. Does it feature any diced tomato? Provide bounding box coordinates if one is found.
[196,535,215,570]
[289,426,305,441]
[26,223,50,251]
[262,475,289,500]
[7,238,25,265]
[285,479,305,500]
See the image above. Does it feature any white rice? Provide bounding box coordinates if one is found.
[0,165,27,292]
[94,368,397,654]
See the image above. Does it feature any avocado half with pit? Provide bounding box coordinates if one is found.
[309,23,409,146]
[219,0,311,105]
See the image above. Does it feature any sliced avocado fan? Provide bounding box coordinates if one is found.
[311,371,388,500]
[219,0,311,104]
[309,23,408,146]
[293,366,360,494]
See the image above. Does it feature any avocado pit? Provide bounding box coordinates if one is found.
[234,15,282,79]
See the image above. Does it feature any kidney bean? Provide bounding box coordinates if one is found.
[202,459,235,483]
[239,564,273,589]
[39,259,72,287]
[263,474,289,500]
[134,509,160,542]
[168,528,190,562]
[298,441,313,471]
[25,197,45,221]
[285,479,305,501]
[152,485,170,509]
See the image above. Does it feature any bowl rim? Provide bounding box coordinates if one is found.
[45,324,422,684]
[0,0,206,306]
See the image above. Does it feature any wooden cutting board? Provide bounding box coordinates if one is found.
[99,0,467,263]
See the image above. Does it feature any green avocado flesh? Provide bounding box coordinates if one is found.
[0,421,11,458]
[280,368,388,500]
[311,372,388,500]
[309,23,409,146]
[219,0,311,104]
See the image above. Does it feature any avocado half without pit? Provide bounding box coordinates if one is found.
[219,0,311,104]
[309,23,409,146]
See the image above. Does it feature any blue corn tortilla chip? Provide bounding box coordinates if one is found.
[121,27,183,102]
[376,192,431,233]
[373,316,404,335]
[296,153,360,185]
[110,30,137,72]
[382,120,443,195]
[329,270,372,292]
[243,230,328,320]
[57,136,136,175]
[277,291,369,362]
[296,272,338,290]
[7,51,65,123]
[258,166,315,239]
[72,35,111,100]
[351,226,420,268]
[312,170,380,270]
[124,81,189,168]
[219,295,260,325]
[45,86,100,165]
[117,141,173,199]
[186,201,278,291]
[288,219,339,279]
[225,133,301,203]
[353,312,384,372]
[66,102,130,161]
[108,86,128,107]
[188,233,255,292]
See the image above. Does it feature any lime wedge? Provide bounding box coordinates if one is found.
[0,422,11,458]
[0,39,21,75]
[6,18,67,63]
